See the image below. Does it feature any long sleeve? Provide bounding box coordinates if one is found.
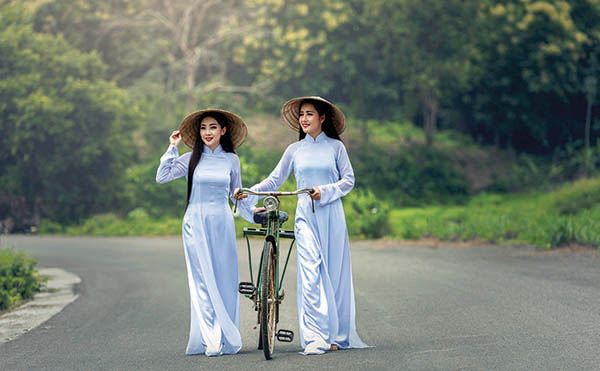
[156,145,192,184]
[317,142,354,206]
[228,154,256,224]
[251,144,295,193]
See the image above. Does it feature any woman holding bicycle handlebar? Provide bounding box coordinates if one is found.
[156,109,254,357]
[236,97,370,355]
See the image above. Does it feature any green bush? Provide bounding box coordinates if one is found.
[344,189,391,239]
[62,210,181,236]
[38,219,64,233]
[488,153,548,193]
[353,143,469,207]
[121,160,187,218]
[551,177,600,215]
[0,248,45,311]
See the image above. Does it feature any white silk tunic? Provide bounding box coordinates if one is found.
[250,132,370,355]
[156,144,253,356]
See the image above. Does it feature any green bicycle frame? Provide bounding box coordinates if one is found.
[242,210,295,304]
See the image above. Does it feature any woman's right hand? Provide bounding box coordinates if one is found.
[233,188,248,200]
[170,130,182,146]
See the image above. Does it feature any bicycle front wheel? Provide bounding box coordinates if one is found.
[260,238,277,360]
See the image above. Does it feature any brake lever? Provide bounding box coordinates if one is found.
[308,189,315,213]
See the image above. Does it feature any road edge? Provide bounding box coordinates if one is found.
[0,268,81,344]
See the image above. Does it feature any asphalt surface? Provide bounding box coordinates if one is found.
[1,236,600,370]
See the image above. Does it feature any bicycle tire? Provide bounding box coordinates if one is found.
[260,238,277,360]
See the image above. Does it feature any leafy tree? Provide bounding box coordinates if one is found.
[367,0,479,147]
[462,0,600,153]
[234,0,402,123]
[236,0,478,149]
[0,4,139,230]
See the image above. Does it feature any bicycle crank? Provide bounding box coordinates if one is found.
[276,329,294,342]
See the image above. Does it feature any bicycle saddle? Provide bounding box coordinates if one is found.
[253,211,289,226]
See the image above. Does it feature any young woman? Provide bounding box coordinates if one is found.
[236,96,370,355]
[156,109,254,357]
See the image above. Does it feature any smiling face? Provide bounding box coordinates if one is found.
[199,116,226,150]
[298,103,325,139]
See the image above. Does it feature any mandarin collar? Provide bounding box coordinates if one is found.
[203,144,224,154]
[304,131,327,143]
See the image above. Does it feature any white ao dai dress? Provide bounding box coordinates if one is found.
[156,144,253,356]
[249,132,370,355]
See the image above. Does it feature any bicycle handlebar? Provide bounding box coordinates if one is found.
[233,188,316,214]
[236,188,314,197]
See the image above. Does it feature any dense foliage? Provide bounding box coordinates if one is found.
[0,5,139,231]
[0,248,45,311]
[2,1,600,242]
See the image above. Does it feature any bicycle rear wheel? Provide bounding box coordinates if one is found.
[260,238,277,360]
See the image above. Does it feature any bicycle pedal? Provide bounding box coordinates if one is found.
[276,329,294,342]
[238,282,255,295]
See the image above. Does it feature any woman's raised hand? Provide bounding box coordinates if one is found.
[170,130,182,146]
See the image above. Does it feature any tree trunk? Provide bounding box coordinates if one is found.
[585,98,592,152]
[351,89,368,147]
[422,91,438,148]
[186,56,196,110]
[585,99,593,177]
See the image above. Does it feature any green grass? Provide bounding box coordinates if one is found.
[42,174,600,248]
[40,210,183,236]
[390,176,600,248]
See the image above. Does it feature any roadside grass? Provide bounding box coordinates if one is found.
[41,211,183,236]
[48,181,302,237]
[390,176,600,248]
[0,248,46,311]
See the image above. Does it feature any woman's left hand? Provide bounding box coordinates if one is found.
[233,188,248,200]
[309,187,321,200]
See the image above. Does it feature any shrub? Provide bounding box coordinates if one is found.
[0,248,45,311]
[551,177,600,215]
[353,143,469,207]
[344,189,391,239]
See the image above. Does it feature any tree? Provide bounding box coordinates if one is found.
[0,4,139,230]
[234,0,403,122]
[366,0,479,148]
[462,0,599,153]
[34,0,266,111]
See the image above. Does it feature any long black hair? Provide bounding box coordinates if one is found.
[186,112,235,208]
[297,99,342,141]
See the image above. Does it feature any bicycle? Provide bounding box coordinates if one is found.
[234,187,315,360]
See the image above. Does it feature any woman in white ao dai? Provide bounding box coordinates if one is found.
[242,97,371,355]
[156,110,253,357]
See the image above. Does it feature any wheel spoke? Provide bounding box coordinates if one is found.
[261,239,277,359]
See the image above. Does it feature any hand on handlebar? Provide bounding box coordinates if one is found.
[233,188,248,200]
[309,187,321,200]
[235,187,316,213]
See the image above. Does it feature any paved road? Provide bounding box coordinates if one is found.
[1,236,600,370]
